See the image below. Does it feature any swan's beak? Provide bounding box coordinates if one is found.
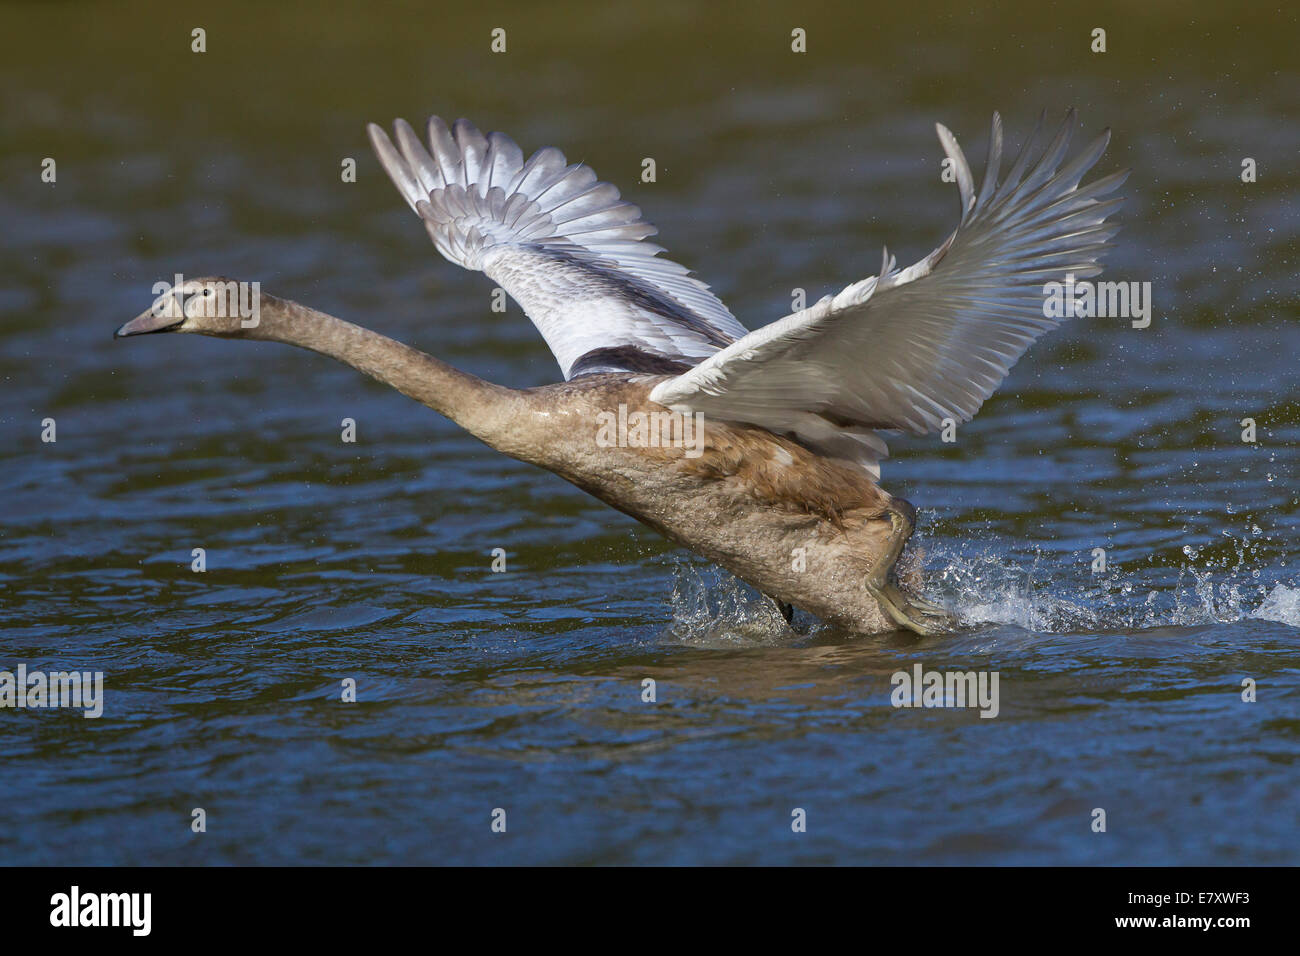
[115,307,184,338]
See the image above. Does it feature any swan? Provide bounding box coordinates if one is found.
[116,109,1126,635]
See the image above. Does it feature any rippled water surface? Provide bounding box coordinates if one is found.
[2,1,1298,864]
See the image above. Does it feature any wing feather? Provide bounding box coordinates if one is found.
[649,110,1128,478]
[368,116,747,378]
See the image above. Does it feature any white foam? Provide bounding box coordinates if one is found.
[1250,584,1300,626]
[665,539,1300,639]
[665,558,797,646]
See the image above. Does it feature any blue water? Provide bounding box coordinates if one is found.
[1,1,1298,865]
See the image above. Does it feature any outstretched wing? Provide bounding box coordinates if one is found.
[368,117,748,379]
[649,109,1129,477]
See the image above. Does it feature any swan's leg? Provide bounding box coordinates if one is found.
[865,499,954,636]
[766,594,795,625]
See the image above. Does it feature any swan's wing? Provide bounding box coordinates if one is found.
[367,117,748,379]
[649,110,1128,478]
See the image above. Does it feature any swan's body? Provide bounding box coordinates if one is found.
[118,110,1125,635]
[508,374,904,631]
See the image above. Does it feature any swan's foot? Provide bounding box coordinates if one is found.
[868,579,955,636]
[867,499,955,637]
[765,594,795,625]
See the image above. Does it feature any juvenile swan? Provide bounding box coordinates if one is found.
[117,110,1125,635]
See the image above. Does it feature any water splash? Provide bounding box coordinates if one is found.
[1252,583,1300,626]
[664,558,796,646]
[925,536,1300,633]
[663,535,1300,642]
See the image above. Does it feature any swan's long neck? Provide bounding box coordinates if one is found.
[249,295,529,454]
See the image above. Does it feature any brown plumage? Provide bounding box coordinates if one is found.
[116,288,937,634]
[116,108,1124,635]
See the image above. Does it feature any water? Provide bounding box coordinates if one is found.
[1,1,1298,865]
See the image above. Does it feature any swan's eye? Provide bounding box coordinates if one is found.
[203,288,212,297]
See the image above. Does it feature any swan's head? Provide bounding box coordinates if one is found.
[116,276,265,339]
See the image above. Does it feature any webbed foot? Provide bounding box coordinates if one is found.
[867,579,955,636]
[765,594,795,625]
[866,499,956,637]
